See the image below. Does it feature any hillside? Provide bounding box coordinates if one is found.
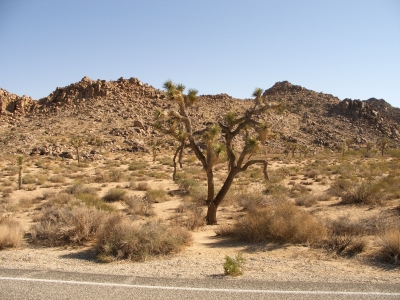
[0,77,399,157]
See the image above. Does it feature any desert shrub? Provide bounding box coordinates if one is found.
[232,201,326,245]
[44,193,76,208]
[48,174,66,183]
[36,175,47,185]
[65,183,97,195]
[75,193,114,211]
[388,148,400,159]
[215,224,235,237]
[159,157,174,167]
[265,183,289,196]
[1,179,13,187]
[176,175,200,193]
[96,216,191,262]
[108,168,125,182]
[136,182,149,191]
[304,169,320,179]
[22,174,36,184]
[295,194,318,207]
[377,228,400,264]
[234,191,267,213]
[327,216,375,236]
[340,179,385,205]
[124,196,154,216]
[328,177,353,198]
[145,189,168,203]
[104,160,121,167]
[30,205,109,246]
[147,171,168,179]
[128,161,147,171]
[186,185,207,205]
[223,253,246,276]
[93,171,110,183]
[323,216,374,256]
[0,218,23,249]
[103,188,126,202]
[324,234,367,257]
[289,184,310,197]
[173,203,205,230]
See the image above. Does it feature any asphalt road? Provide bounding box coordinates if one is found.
[1,268,399,300]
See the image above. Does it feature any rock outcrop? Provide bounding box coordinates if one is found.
[0,88,38,116]
[0,77,399,158]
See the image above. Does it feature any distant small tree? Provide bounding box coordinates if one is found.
[299,145,309,158]
[155,80,282,224]
[378,137,389,156]
[286,142,298,158]
[366,142,373,153]
[17,156,24,190]
[336,142,346,157]
[345,138,355,152]
[70,137,84,164]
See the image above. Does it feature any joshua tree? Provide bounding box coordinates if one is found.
[378,137,389,156]
[70,137,83,164]
[299,144,309,158]
[285,142,298,158]
[17,156,24,190]
[336,142,346,157]
[155,80,282,224]
[366,142,373,153]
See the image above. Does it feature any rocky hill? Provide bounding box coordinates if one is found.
[0,77,399,158]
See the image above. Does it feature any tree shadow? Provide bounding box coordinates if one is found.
[59,247,100,263]
[202,235,287,253]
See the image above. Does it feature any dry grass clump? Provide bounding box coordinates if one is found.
[75,193,115,211]
[231,200,326,245]
[43,193,76,208]
[158,157,174,167]
[324,216,373,257]
[107,168,125,182]
[378,228,400,264]
[265,183,289,197]
[48,174,66,183]
[145,189,168,203]
[234,191,267,212]
[0,218,23,249]
[340,179,385,205]
[136,182,149,191]
[124,196,154,216]
[103,188,127,202]
[65,183,98,195]
[96,215,192,262]
[22,174,37,184]
[30,205,109,246]
[128,161,147,171]
[173,203,205,230]
[295,194,319,207]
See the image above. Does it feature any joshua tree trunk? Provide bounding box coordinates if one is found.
[206,201,218,225]
[18,167,22,190]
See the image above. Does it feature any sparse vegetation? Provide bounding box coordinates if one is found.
[145,189,168,203]
[0,218,23,249]
[378,228,400,264]
[30,205,109,246]
[96,216,191,262]
[103,188,126,202]
[223,253,246,276]
[230,200,326,245]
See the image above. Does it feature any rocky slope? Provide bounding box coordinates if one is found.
[0,77,399,157]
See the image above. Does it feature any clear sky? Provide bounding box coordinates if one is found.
[1,0,399,107]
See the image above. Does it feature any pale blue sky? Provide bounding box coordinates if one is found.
[1,0,399,107]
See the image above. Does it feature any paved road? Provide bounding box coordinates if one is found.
[1,268,399,299]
